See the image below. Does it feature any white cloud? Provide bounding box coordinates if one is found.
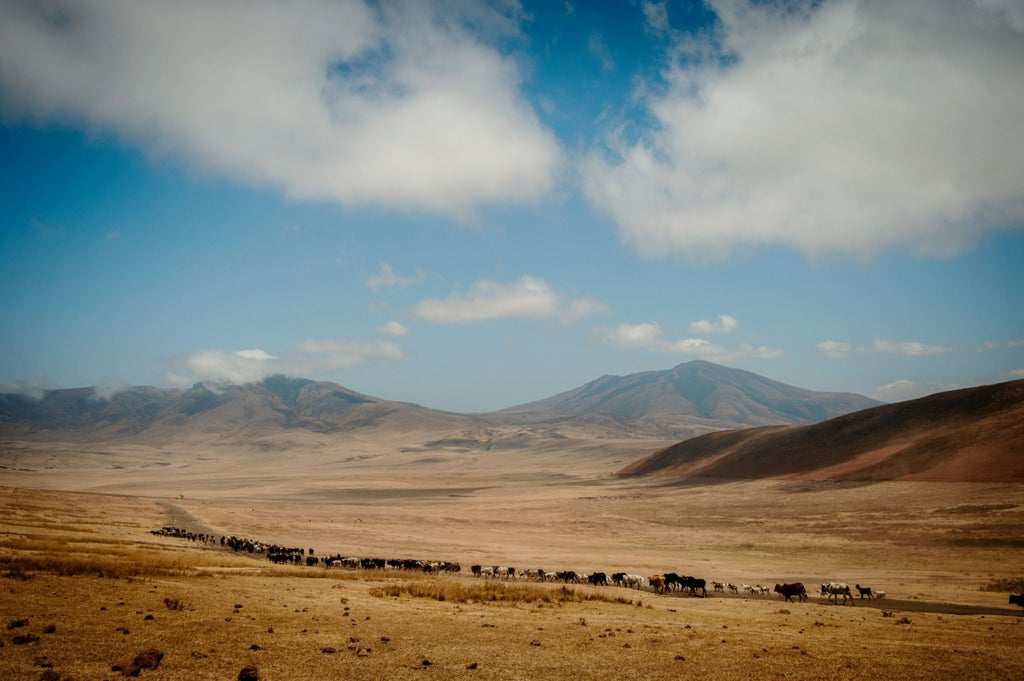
[170,340,403,386]
[873,379,962,402]
[642,1,670,35]
[378,321,408,337]
[603,322,782,361]
[582,0,1024,260]
[688,314,738,334]
[0,378,52,401]
[819,337,959,358]
[413,276,608,323]
[1006,368,1024,379]
[0,0,561,220]
[366,263,427,293]
[816,340,854,359]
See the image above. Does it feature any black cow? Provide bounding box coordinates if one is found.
[1010,594,1024,608]
[856,584,874,599]
[588,572,608,586]
[774,582,808,603]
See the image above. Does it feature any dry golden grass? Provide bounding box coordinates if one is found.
[2,484,1024,679]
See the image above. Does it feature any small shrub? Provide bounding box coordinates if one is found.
[369,579,634,605]
[979,577,1024,593]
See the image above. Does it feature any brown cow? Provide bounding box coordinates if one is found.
[774,582,807,603]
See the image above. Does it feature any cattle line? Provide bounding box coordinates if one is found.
[148,525,1024,619]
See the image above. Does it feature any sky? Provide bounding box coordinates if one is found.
[1,0,1022,413]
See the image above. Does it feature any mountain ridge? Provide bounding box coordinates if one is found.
[0,362,881,443]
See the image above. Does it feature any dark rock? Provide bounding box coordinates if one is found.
[238,665,259,681]
[13,633,40,645]
[8,619,29,629]
[131,649,163,670]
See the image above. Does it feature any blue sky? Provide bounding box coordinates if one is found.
[1,0,1022,413]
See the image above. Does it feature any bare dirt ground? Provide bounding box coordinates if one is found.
[2,467,1024,680]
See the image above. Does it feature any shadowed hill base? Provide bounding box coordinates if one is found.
[618,379,1024,483]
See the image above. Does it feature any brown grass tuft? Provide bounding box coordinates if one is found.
[369,578,636,605]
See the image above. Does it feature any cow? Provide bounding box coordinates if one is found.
[588,572,608,586]
[712,581,725,592]
[683,577,707,598]
[821,582,854,605]
[774,583,807,603]
[622,574,645,590]
[522,569,545,582]
[1010,594,1024,608]
[855,584,874,599]
[649,575,666,594]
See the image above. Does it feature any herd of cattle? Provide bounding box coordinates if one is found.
[151,526,897,604]
[151,525,1024,609]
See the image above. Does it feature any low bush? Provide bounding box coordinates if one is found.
[979,577,1024,593]
[370,578,636,605]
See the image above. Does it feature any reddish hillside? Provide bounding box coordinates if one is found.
[617,379,1024,483]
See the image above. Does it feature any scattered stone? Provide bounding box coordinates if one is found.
[675,655,686,661]
[191,651,208,659]
[39,670,61,681]
[8,619,29,630]
[380,636,390,643]
[466,662,478,669]
[529,640,542,647]
[33,656,53,668]
[42,625,56,634]
[249,644,261,651]
[238,666,259,681]
[421,659,433,666]
[356,646,371,657]
[13,633,40,645]
[321,647,336,654]
[143,615,154,621]
[266,627,274,634]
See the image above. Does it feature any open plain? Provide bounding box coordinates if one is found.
[3,435,1024,680]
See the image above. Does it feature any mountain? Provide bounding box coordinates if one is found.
[0,376,475,443]
[617,379,1024,483]
[497,360,881,439]
[0,362,879,445]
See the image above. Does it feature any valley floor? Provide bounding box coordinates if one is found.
[2,480,1024,679]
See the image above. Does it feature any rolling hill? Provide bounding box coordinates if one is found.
[617,378,1024,483]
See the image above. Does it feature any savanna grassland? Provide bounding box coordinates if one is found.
[3,478,1024,680]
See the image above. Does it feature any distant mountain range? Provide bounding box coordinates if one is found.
[617,378,1024,483]
[0,361,880,443]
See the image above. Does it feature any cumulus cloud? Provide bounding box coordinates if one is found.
[378,320,408,336]
[169,339,403,387]
[413,276,608,323]
[582,0,1024,260]
[873,379,963,402]
[366,263,427,293]
[688,314,738,335]
[0,378,52,401]
[603,321,782,361]
[819,337,971,358]
[0,0,561,219]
